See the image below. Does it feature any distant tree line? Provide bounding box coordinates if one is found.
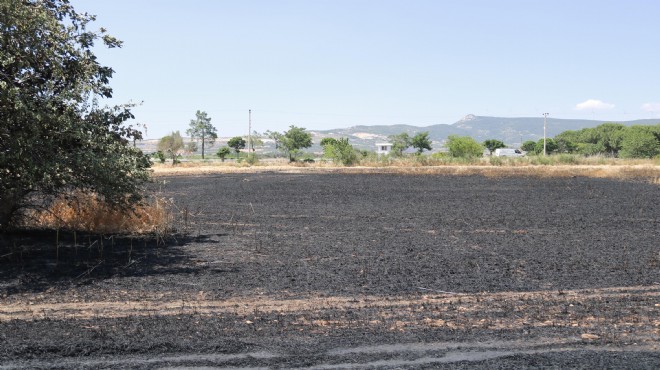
[520,123,660,158]
[155,120,659,166]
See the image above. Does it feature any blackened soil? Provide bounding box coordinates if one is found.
[1,173,659,368]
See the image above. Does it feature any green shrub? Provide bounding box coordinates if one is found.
[557,154,579,164]
[489,156,505,166]
[153,151,166,163]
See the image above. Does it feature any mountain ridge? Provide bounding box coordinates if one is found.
[313,115,659,148]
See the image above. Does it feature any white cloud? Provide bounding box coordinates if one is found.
[641,102,660,112]
[575,99,615,111]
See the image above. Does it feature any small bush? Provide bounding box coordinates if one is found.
[153,151,166,163]
[529,156,552,165]
[246,154,259,165]
[557,154,579,164]
[489,156,505,166]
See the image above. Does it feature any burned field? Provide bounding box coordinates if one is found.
[1,172,659,368]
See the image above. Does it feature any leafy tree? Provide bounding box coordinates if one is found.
[620,125,660,158]
[0,0,151,229]
[323,138,359,166]
[153,151,166,163]
[592,123,626,156]
[227,136,246,159]
[521,140,537,152]
[186,110,217,159]
[577,142,606,156]
[278,125,313,162]
[265,130,282,152]
[482,139,506,156]
[554,131,581,153]
[248,130,264,152]
[555,137,578,153]
[216,147,231,162]
[411,132,432,154]
[388,133,411,157]
[446,136,483,158]
[158,131,184,164]
[186,141,198,155]
[554,123,627,156]
[534,138,558,155]
[320,137,338,148]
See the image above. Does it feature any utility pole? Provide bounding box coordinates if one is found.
[542,113,549,156]
[248,109,252,158]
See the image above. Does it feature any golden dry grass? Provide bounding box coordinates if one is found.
[152,160,660,183]
[28,192,175,234]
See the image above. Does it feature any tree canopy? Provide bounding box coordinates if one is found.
[411,132,432,154]
[227,136,246,158]
[158,131,184,164]
[320,137,338,148]
[270,126,313,161]
[534,138,558,155]
[482,139,506,156]
[388,133,411,157]
[186,110,217,159]
[0,0,151,229]
[446,135,483,158]
[216,146,231,162]
[323,137,359,166]
[553,123,660,158]
[619,125,660,158]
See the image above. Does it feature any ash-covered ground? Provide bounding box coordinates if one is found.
[1,173,659,368]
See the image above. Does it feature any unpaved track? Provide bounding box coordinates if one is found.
[1,173,659,368]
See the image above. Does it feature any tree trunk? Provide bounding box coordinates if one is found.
[0,190,23,230]
[201,135,205,159]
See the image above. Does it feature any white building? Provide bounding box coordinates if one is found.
[376,143,393,156]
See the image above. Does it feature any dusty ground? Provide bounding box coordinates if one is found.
[1,172,659,368]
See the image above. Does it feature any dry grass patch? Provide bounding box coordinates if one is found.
[150,157,660,184]
[27,192,176,235]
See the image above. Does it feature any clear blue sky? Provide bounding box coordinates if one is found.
[72,0,660,139]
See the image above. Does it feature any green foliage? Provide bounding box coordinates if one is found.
[264,130,282,152]
[592,123,626,155]
[323,138,360,166]
[153,151,166,163]
[271,126,313,162]
[186,110,217,159]
[554,123,660,158]
[0,0,151,228]
[320,137,338,147]
[482,139,506,156]
[534,138,559,155]
[489,156,506,166]
[227,137,246,158]
[557,154,579,164]
[576,142,606,156]
[619,125,660,158]
[521,140,537,152]
[186,141,199,154]
[555,137,578,153]
[411,132,432,154]
[246,153,259,165]
[216,146,231,162]
[248,130,263,152]
[388,133,411,157]
[446,135,484,158]
[158,131,184,164]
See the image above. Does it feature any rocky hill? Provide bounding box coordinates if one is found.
[313,115,659,150]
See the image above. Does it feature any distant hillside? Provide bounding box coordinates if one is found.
[313,115,659,150]
[138,115,659,155]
